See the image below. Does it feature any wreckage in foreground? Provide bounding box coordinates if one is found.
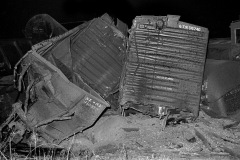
[0,14,69,128]
[5,13,128,144]
[1,14,211,158]
[13,51,109,143]
[120,15,209,117]
[34,13,128,99]
[2,13,240,160]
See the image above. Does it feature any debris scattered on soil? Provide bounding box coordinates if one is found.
[1,105,240,159]
[55,111,240,159]
[1,13,240,160]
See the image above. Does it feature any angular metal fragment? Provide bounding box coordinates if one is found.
[120,15,209,117]
[37,13,128,99]
[10,13,128,143]
[14,50,109,143]
[201,59,240,119]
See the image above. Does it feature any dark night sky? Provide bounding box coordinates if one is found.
[0,0,239,39]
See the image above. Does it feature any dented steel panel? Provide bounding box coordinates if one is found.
[40,13,127,98]
[70,14,127,98]
[120,15,209,117]
[15,50,109,143]
[10,13,127,143]
[201,59,240,118]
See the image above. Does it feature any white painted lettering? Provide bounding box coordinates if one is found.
[179,24,201,31]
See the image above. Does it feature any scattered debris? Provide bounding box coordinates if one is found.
[2,13,240,160]
[1,13,127,156]
[68,111,240,159]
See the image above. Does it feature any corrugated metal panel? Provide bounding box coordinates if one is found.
[120,15,209,117]
[222,85,240,115]
[11,13,127,143]
[15,51,109,143]
[39,13,127,98]
[70,13,127,98]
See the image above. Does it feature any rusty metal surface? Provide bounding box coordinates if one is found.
[38,13,127,98]
[201,59,240,118]
[14,50,109,143]
[120,15,209,117]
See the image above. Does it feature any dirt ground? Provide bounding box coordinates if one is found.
[56,110,240,160]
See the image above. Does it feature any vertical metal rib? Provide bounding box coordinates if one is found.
[120,15,209,116]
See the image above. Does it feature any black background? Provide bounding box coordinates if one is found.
[0,0,239,39]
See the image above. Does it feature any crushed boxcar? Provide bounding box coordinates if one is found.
[3,13,128,144]
[13,50,109,143]
[35,13,128,99]
[120,15,209,117]
[0,15,67,127]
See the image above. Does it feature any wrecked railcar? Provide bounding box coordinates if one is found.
[12,51,109,144]
[2,13,128,144]
[201,18,240,120]
[120,15,209,117]
[201,59,240,120]
[36,13,127,99]
[0,15,68,127]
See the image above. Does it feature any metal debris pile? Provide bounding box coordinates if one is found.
[1,13,240,159]
[81,111,240,159]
